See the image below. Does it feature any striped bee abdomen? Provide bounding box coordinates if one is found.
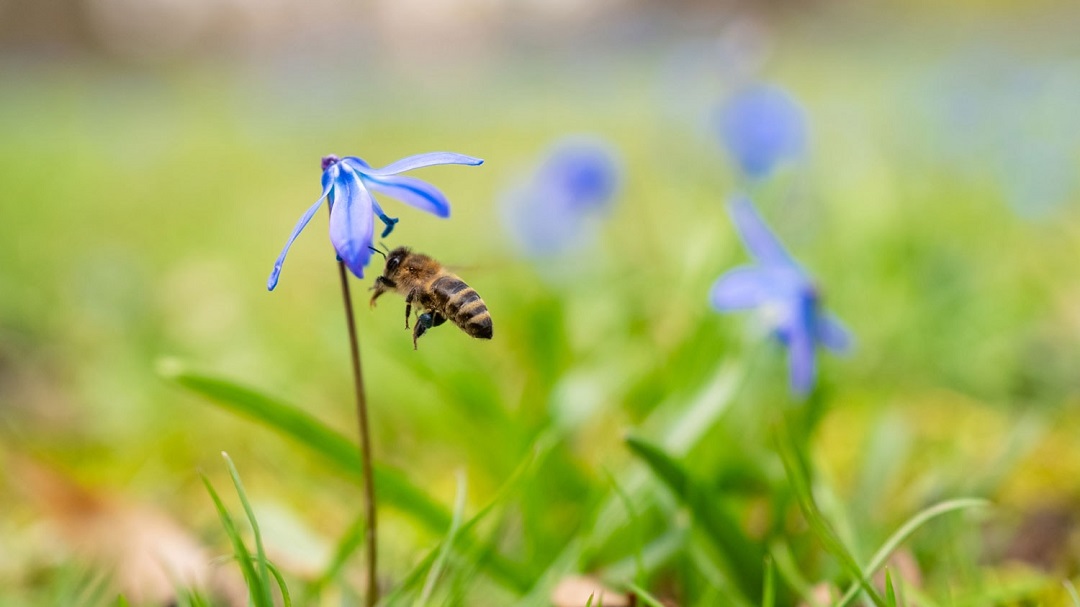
[432,275,493,340]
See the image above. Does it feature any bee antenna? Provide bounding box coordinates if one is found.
[368,246,386,260]
[378,242,391,255]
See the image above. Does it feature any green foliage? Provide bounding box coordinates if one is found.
[776,423,886,607]
[627,582,666,607]
[761,556,776,607]
[625,434,763,603]
[201,452,285,607]
[164,363,451,532]
[834,498,989,607]
[165,362,532,592]
[4,25,1080,606]
[417,471,468,605]
[884,569,898,607]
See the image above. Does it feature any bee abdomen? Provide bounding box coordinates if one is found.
[431,276,468,304]
[465,312,493,339]
[433,275,493,340]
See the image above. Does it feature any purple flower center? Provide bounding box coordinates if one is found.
[321,155,340,171]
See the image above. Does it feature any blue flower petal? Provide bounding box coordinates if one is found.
[786,305,818,397]
[709,267,776,310]
[728,196,794,267]
[347,152,483,177]
[328,165,375,279]
[817,313,853,353]
[266,172,334,291]
[363,174,452,218]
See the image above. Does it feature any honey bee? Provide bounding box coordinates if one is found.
[369,247,493,349]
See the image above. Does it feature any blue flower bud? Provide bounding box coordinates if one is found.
[715,84,807,180]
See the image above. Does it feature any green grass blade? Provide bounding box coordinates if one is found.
[221,452,274,607]
[306,513,366,600]
[1064,580,1080,607]
[761,556,775,607]
[767,541,821,607]
[175,588,213,607]
[163,363,531,592]
[417,470,468,606]
[201,473,266,607]
[627,582,666,607]
[162,363,449,528]
[585,593,594,607]
[603,467,645,585]
[380,547,438,606]
[383,438,551,605]
[835,498,990,607]
[687,539,755,607]
[775,424,886,607]
[658,360,746,455]
[263,560,293,607]
[625,434,763,603]
[884,569,898,607]
[380,490,503,605]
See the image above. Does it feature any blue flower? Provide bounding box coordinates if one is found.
[710,196,850,397]
[715,84,807,180]
[268,152,483,290]
[501,136,621,256]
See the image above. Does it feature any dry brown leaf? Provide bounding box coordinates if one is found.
[551,574,633,606]
[9,455,245,606]
[798,582,838,607]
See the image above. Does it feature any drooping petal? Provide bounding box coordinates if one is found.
[709,267,776,310]
[817,313,853,353]
[328,165,375,279]
[347,152,483,177]
[266,172,334,291]
[362,173,452,218]
[727,196,794,267]
[786,304,818,397]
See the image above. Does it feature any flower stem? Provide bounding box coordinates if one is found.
[336,259,378,606]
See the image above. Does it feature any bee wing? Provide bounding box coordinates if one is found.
[442,262,505,276]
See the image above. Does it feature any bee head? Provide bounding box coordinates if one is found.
[384,247,411,276]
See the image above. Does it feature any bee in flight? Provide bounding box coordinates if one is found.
[369,247,493,349]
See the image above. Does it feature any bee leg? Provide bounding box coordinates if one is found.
[369,277,395,308]
[412,312,436,350]
[404,290,418,329]
[418,312,446,330]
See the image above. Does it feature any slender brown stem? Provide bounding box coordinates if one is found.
[336,260,378,606]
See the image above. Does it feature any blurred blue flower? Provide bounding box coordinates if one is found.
[502,136,621,256]
[715,84,807,180]
[268,151,483,290]
[710,196,850,397]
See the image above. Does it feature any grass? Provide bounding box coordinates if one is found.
[2,16,1080,606]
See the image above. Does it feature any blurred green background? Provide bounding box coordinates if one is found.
[2,1,1080,605]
